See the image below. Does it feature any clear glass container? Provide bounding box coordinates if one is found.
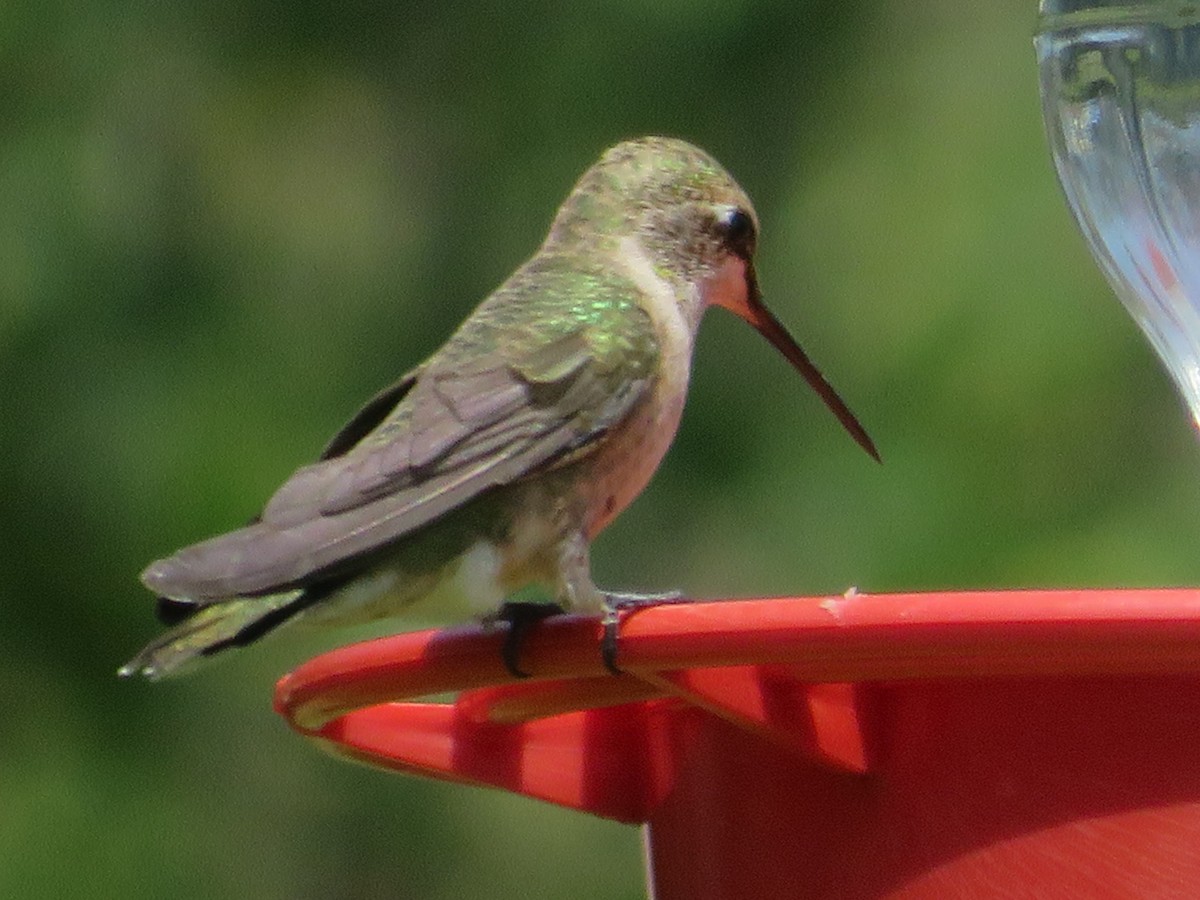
[1037,1,1200,425]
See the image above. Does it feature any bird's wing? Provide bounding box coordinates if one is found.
[316,369,421,462]
[142,270,660,600]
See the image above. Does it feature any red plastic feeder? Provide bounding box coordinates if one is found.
[274,589,1200,898]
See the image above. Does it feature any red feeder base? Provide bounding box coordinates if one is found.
[274,589,1200,899]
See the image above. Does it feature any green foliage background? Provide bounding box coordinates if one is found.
[6,1,1200,897]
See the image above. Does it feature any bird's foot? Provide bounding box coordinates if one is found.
[496,601,563,678]
[601,590,686,675]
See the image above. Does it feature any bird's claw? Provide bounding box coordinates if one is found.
[497,602,562,678]
[600,591,686,675]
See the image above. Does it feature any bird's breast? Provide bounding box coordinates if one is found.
[578,238,697,537]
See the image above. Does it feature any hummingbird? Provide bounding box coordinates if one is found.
[120,136,877,681]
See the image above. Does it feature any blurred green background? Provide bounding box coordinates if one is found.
[7,1,1200,897]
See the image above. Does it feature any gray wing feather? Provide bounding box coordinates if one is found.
[142,324,653,601]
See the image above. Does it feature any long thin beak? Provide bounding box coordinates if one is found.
[726,264,880,462]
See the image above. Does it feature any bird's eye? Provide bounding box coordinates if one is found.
[717,207,756,258]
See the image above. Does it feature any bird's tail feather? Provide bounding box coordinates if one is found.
[118,590,308,681]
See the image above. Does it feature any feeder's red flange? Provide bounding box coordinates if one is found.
[275,589,1200,898]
